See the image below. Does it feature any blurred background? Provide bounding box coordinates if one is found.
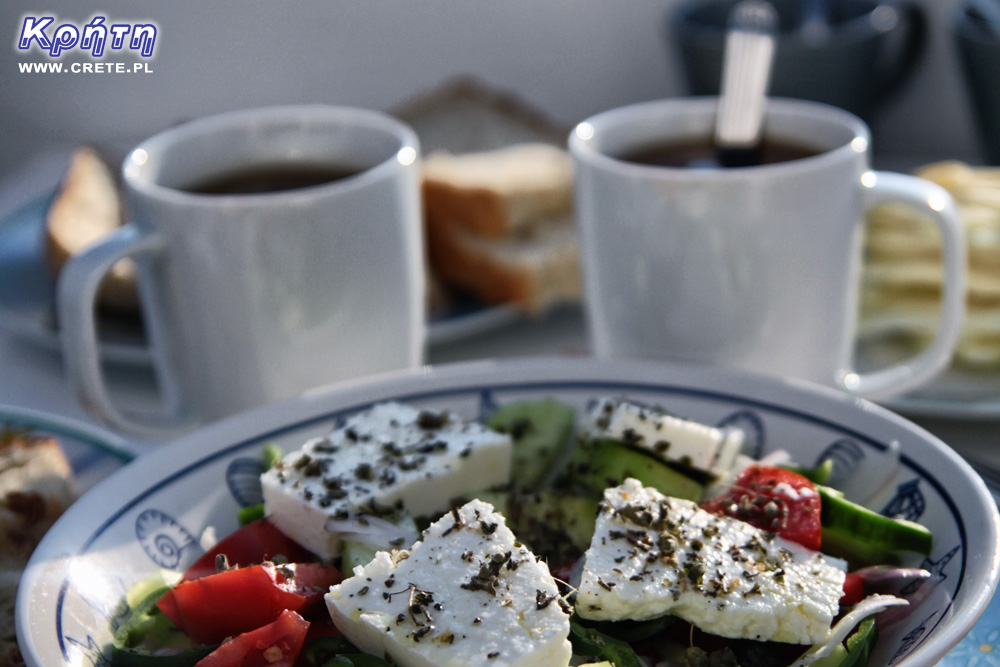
[0,0,989,206]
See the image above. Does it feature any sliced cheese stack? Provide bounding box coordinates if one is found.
[860,161,1000,369]
[422,143,582,314]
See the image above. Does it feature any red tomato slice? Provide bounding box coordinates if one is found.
[840,572,866,606]
[181,519,314,581]
[157,562,341,644]
[194,609,309,667]
[701,465,822,551]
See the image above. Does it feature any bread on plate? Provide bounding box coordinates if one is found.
[1,429,76,666]
[45,147,139,313]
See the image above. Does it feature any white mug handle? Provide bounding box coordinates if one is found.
[838,171,966,400]
[57,224,191,435]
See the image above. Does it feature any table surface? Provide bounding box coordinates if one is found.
[2,161,998,665]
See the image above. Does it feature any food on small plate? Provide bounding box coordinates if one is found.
[45,147,139,313]
[860,160,1000,370]
[423,143,581,315]
[111,397,939,667]
[1,427,77,665]
[393,77,582,317]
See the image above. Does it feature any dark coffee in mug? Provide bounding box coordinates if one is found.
[182,163,363,195]
[618,137,821,169]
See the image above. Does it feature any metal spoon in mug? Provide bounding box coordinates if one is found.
[714,0,779,168]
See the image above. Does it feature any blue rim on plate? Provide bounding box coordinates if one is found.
[16,358,999,667]
[0,404,135,487]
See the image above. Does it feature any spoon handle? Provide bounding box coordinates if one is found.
[715,0,778,165]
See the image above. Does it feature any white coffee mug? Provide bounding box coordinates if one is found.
[58,105,424,433]
[570,98,965,400]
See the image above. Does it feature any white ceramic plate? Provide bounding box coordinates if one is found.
[15,358,1000,667]
[0,404,136,492]
[0,195,521,363]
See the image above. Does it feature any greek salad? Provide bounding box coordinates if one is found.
[108,396,939,667]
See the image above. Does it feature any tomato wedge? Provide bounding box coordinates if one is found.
[157,562,341,644]
[194,609,309,667]
[181,519,314,581]
[701,465,822,551]
[840,572,866,606]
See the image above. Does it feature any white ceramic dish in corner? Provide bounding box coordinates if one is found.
[15,357,1000,667]
[0,404,136,491]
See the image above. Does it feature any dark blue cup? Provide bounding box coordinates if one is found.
[670,0,927,121]
[952,2,1000,165]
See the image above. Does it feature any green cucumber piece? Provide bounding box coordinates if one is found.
[111,585,215,666]
[341,513,418,572]
[505,491,599,563]
[568,438,704,501]
[819,529,901,568]
[487,398,576,489]
[782,459,834,485]
[819,486,932,557]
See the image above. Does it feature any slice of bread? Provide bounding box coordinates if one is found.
[45,147,139,313]
[423,144,574,239]
[0,431,76,666]
[426,212,580,315]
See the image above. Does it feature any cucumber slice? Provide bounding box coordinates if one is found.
[782,459,834,485]
[341,513,418,572]
[487,398,576,489]
[819,485,933,559]
[567,438,704,501]
[506,491,599,559]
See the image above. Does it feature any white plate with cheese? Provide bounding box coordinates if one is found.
[15,357,1000,666]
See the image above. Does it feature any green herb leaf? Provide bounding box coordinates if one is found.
[238,503,265,525]
[262,443,284,469]
[569,618,645,667]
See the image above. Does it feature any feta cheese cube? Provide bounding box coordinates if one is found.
[326,499,572,667]
[262,402,511,559]
[576,478,846,645]
[583,398,744,474]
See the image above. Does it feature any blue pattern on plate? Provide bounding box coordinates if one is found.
[883,479,927,522]
[225,456,266,507]
[134,508,197,569]
[65,634,110,667]
[478,390,500,421]
[815,438,866,485]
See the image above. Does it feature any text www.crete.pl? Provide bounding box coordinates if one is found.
[18,61,153,74]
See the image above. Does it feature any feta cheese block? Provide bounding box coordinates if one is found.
[583,398,744,474]
[576,478,846,645]
[262,402,511,559]
[326,499,573,667]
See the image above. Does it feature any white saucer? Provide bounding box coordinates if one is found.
[0,195,523,365]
